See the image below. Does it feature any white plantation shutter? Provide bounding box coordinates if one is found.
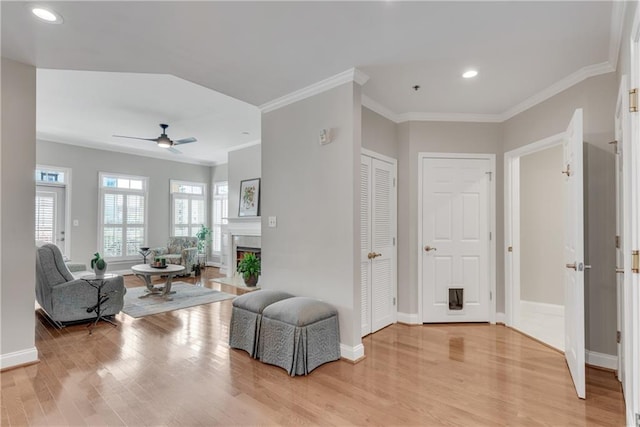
[35,191,56,244]
[170,181,206,239]
[99,173,148,259]
[212,182,228,254]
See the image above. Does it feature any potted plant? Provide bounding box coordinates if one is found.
[236,253,260,287]
[91,252,107,278]
[195,224,211,267]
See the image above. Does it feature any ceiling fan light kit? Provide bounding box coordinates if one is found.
[113,123,197,154]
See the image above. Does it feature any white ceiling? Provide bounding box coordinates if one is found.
[1,1,621,162]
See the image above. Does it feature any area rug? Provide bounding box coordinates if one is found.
[122,282,235,318]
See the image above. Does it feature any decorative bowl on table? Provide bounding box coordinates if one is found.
[150,264,168,269]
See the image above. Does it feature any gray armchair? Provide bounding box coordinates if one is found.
[36,244,126,325]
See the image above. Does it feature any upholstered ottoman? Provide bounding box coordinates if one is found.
[229,290,294,358]
[258,297,341,376]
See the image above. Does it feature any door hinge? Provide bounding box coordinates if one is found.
[392,297,396,306]
[609,140,619,154]
[617,330,621,344]
[632,250,639,273]
[393,237,396,246]
[489,232,492,241]
[489,291,492,301]
[630,88,638,112]
[485,171,492,181]
[615,235,620,249]
[508,246,513,252]
[393,178,396,187]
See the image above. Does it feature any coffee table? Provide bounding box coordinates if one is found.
[131,264,186,300]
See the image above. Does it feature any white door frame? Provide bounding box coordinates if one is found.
[36,164,72,258]
[504,134,564,328]
[361,147,398,331]
[627,6,640,424]
[417,152,496,324]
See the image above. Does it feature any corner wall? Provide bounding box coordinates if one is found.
[261,82,362,355]
[1,58,38,369]
[227,145,261,220]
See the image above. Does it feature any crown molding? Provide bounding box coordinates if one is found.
[361,95,401,123]
[499,61,615,121]
[397,111,503,123]
[609,1,627,70]
[227,139,261,153]
[259,68,370,114]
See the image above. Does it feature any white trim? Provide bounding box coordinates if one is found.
[585,350,618,371]
[398,111,503,123]
[609,1,627,70]
[360,148,397,165]
[0,347,38,370]
[170,179,208,239]
[521,300,565,318]
[500,62,614,121]
[397,312,420,325]
[361,95,401,123]
[340,343,365,361]
[417,152,496,324]
[495,312,506,324]
[260,68,370,113]
[226,140,261,153]
[504,134,564,330]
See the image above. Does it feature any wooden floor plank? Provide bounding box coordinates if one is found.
[0,267,626,426]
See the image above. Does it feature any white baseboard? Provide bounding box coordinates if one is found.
[397,312,420,325]
[495,312,506,324]
[340,343,365,361]
[520,300,564,317]
[586,350,618,370]
[0,347,38,370]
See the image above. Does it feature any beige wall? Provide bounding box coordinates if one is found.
[584,144,617,355]
[36,140,212,267]
[1,58,37,368]
[228,144,261,219]
[261,82,362,351]
[362,107,398,159]
[519,145,565,305]
[399,121,502,315]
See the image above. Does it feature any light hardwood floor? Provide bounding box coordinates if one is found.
[1,268,626,426]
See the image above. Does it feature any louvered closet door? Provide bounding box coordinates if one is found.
[361,154,397,337]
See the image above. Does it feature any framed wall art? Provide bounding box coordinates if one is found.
[238,178,260,217]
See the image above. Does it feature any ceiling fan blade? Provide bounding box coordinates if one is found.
[113,135,158,142]
[173,137,197,145]
[167,147,182,154]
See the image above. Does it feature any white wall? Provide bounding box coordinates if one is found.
[1,58,38,369]
[36,139,212,267]
[519,145,565,305]
[261,82,362,354]
[227,144,261,220]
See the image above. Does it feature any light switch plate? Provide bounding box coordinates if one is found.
[73,219,79,226]
[268,216,277,227]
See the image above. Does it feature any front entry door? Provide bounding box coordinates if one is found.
[421,156,492,323]
[35,185,66,254]
[562,108,586,399]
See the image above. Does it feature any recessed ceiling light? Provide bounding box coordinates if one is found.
[31,6,63,24]
[462,70,478,79]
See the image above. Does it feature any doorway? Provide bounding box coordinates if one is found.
[418,153,496,323]
[35,165,71,256]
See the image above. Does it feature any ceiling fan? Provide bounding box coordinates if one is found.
[113,123,197,154]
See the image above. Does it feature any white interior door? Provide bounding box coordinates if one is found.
[361,153,397,337]
[562,108,586,399]
[421,156,491,323]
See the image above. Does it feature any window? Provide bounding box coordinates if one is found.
[99,172,148,259]
[36,167,65,184]
[170,180,206,238]
[35,191,56,244]
[212,181,228,254]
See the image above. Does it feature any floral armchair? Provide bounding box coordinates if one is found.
[149,236,199,274]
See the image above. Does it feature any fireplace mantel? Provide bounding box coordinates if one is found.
[221,217,261,276]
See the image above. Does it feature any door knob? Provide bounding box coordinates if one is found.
[424,246,437,252]
[367,252,382,259]
[565,263,577,270]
